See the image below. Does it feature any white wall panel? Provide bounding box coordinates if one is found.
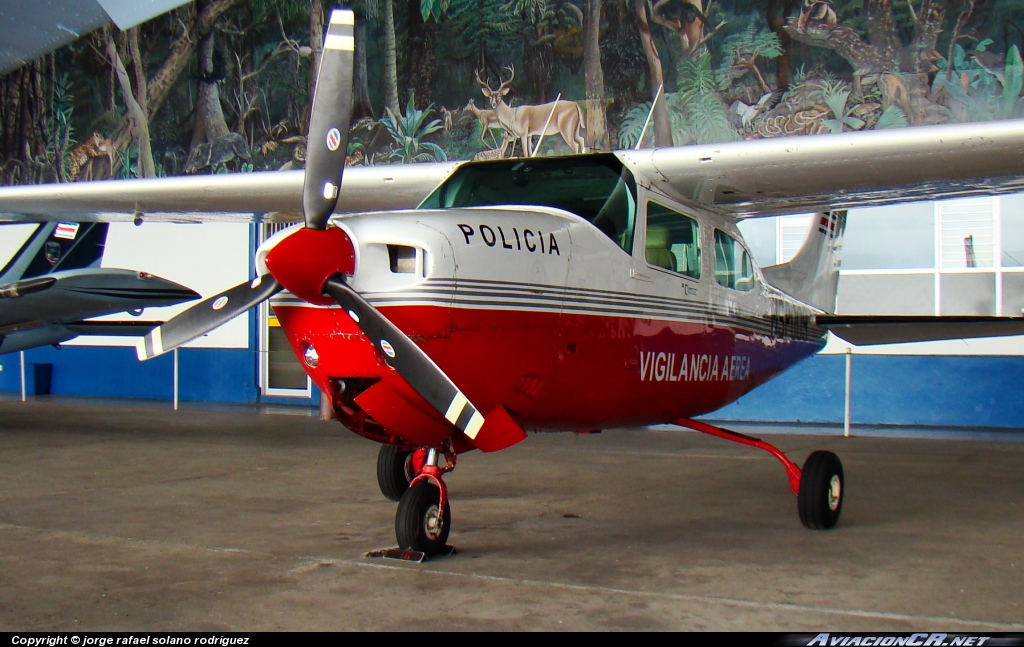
[0,224,38,267]
[68,222,252,349]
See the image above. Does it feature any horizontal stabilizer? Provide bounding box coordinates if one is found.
[816,315,1024,345]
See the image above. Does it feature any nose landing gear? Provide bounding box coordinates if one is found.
[390,445,457,557]
[396,479,451,555]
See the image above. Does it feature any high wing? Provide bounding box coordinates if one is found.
[0,223,199,354]
[0,165,459,224]
[1,120,1023,223]
[6,120,1024,223]
[617,119,1024,219]
[3,120,1024,351]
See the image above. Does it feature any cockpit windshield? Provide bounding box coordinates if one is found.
[419,154,638,254]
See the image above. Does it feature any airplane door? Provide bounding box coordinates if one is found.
[634,198,705,300]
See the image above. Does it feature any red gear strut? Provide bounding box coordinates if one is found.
[673,418,803,496]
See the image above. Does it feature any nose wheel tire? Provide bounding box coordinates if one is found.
[377,445,416,502]
[396,481,451,556]
[798,450,844,530]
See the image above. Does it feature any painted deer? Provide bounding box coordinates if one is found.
[463,98,516,156]
[476,66,586,156]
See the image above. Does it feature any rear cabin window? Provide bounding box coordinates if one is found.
[419,154,637,254]
[714,230,755,291]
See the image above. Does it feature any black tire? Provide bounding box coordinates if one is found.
[395,481,451,556]
[798,450,844,530]
[377,445,414,502]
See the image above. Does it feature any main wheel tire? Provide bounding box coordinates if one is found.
[377,445,415,502]
[395,481,451,556]
[798,450,844,530]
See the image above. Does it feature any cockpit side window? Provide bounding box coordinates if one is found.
[713,229,755,291]
[645,202,701,280]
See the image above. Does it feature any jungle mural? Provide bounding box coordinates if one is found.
[2,0,1024,185]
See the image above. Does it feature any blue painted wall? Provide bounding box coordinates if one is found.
[2,347,1022,427]
[0,346,265,404]
[712,354,1024,429]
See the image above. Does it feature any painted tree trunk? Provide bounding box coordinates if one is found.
[353,19,374,119]
[189,22,231,153]
[108,28,155,178]
[110,0,241,154]
[634,0,672,147]
[383,0,401,117]
[583,0,609,150]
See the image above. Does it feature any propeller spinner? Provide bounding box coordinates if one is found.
[137,8,489,441]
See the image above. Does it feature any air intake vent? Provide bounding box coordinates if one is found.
[388,245,418,274]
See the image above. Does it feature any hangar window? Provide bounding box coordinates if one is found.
[1000,194,1024,267]
[840,204,935,270]
[939,198,994,269]
[736,217,776,267]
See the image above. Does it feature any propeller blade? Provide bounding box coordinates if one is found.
[303,8,355,230]
[137,275,282,360]
[322,276,486,440]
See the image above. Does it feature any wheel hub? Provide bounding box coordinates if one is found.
[827,474,842,511]
[423,503,444,541]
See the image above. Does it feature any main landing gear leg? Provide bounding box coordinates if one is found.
[673,418,844,530]
[394,445,455,556]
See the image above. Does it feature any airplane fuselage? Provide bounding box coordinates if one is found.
[261,155,828,450]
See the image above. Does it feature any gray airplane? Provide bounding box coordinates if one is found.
[0,221,199,355]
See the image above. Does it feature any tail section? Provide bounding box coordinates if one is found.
[761,211,846,314]
[0,222,109,284]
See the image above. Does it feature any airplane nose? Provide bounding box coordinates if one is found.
[262,226,356,305]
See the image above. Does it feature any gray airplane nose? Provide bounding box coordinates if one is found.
[55,269,201,307]
[135,272,202,305]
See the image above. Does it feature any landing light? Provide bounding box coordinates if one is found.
[303,342,319,368]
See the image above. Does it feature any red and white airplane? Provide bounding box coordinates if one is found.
[5,9,1024,556]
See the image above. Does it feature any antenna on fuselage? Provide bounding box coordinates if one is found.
[531,93,561,158]
[636,84,664,151]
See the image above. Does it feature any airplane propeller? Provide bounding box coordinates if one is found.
[136,274,282,359]
[136,8,357,359]
[138,8,489,441]
[321,277,485,439]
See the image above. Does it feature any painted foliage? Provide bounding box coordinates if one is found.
[5,0,1024,182]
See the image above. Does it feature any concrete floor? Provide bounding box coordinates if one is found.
[0,398,1022,632]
